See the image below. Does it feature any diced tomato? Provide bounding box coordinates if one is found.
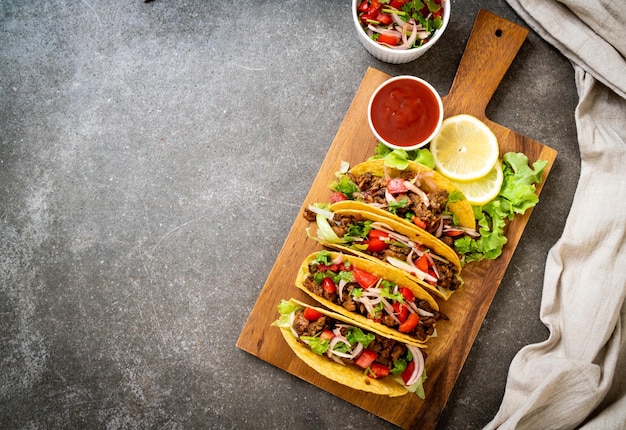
[401,359,415,384]
[370,0,382,9]
[387,178,408,194]
[353,267,380,289]
[360,9,378,23]
[412,216,427,230]
[320,329,334,340]
[399,286,415,303]
[354,349,378,369]
[378,33,400,45]
[398,312,419,333]
[303,307,323,321]
[392,302,409,323]
[415,254,430,273]
[338,262,350,272]
[321,277,336,294]
[375,12,393,26]
[365,237,387,252]
[368,230,389,240]
[364,230,389,252]
[390,0,407,7]
[329,191,348,203]
[357,0,369,12]
[368,363,390,379]
[317,263,339,273]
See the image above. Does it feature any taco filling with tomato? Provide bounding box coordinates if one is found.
[298,251,448,344]
[273,299,428,398]
[328,159,479,248]
[305,204,463,299]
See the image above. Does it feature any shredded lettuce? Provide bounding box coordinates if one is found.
[314,250,333,265]
[345,326,375,349]
[455,152,547,264]
[312,205,343,244]
[329,174,359,198]
[369,143,436,170]
[300,336,330,355]
[272,300,302,328]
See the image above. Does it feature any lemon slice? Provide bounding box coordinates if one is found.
[431,114,499,181]
[450,160,504,206]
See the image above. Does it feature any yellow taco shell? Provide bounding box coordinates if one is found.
[277,299,411,397]
[322,205,462,300]
[348,158,476,229]
[296,251,439,345]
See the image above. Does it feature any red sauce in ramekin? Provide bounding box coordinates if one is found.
[369,77,442,148]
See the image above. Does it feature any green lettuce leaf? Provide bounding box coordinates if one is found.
[455,152,547,264]
[272,300,302,328]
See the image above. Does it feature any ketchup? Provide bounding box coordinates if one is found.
[370,78,441,147]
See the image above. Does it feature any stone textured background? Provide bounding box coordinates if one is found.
[1,1,579,428]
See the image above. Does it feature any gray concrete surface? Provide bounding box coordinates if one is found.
[1,1,579,429]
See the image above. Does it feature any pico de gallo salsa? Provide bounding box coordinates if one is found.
[356,0,446,50]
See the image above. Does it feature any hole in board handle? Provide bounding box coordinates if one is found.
[495,29,503,37]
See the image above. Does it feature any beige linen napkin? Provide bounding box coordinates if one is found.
[485,1,626,429]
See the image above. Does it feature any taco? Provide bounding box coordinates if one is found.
[328,159,479,249]
[304,204,463,300]
[273,299,428,398]
[296,250,448,345]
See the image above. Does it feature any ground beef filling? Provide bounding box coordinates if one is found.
[348,171,452,235]
[304,264,449,341]
[313,213,461,293]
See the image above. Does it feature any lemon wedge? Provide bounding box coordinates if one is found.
[431,114,499,181]
[449,160,504,206]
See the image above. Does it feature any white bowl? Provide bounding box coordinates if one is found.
[368,75,444,150]
[352,0,450,64]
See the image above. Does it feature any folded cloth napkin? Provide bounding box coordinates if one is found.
[485,1,626,429]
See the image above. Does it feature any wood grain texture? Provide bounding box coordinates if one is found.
[237,9,557,430]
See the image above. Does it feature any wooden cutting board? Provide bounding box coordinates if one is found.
[237,9,557,430]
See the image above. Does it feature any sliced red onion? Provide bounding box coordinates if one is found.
[386,257,437,283]
[405,301,419,314]
[358,296,376,317]
[422,176,438,192]
[369,222,416,248]
[405,345,425,386]
[337,278,347,300]
[380,42,409,50]
[417,30,430,40]
[329,335,352,357]
[445,226,481,237]
[381,298,401,324]
[416,307,434,318]
[331,252,345,265]
[368,23,402,38]
[435,217,444,238]
[385,188,397,204]
[349,342,364,359]
[428,252,451,265]
[390,10,406,27]
[402,22,418,48]
[404,180,430,206]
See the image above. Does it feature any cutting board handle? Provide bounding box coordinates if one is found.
[443,9,529,118]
